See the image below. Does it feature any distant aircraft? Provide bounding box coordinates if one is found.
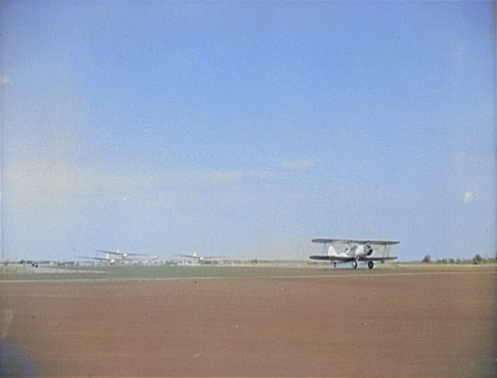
[97,250,147,260]
[176,252,224,264]
[98,250,160,264]
[310,239,399,269]
[78,253,118,265]
[79,250,156,265]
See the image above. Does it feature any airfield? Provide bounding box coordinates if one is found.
[1,263,496,377]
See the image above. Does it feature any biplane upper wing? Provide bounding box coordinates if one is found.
[361,240,400,245]
[312,239,399,245]
[312,239,351,244]
[97,250,146,257]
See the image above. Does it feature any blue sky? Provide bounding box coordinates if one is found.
[1,1,495,262]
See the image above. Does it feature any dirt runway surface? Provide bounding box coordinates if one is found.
[1,267,496,377]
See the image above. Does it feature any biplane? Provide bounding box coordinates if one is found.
[310,239,399,269]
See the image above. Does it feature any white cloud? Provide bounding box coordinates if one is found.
[279,158,318,170]
[5,159,249,212]
[464,190,475,202]
[0,75,11,86]
[180,170,245,185]
[463,184,477,202]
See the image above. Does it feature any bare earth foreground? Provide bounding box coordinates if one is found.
[1,266,496,377]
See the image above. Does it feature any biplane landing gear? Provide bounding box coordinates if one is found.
[368,261,374,270]
[351,261,358,269]
[333,262,337,268]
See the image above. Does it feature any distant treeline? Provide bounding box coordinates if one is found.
[420,254,496,265]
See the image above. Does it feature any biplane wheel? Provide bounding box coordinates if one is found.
[352,261,358,269]
[368,261,374,270]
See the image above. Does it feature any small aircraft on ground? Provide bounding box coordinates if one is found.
[176,252,224,264]
[78,252,118,265]
[79,250,157,265]
[97,250,149,260]
[310,239,399,269]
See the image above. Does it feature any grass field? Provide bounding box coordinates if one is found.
[2,261,495,281]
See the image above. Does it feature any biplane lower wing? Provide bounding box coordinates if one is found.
[309,255,354,262]
[360,256,398,261]
[310,255,397,262]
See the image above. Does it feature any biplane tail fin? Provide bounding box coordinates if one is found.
[327,245,338,256]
